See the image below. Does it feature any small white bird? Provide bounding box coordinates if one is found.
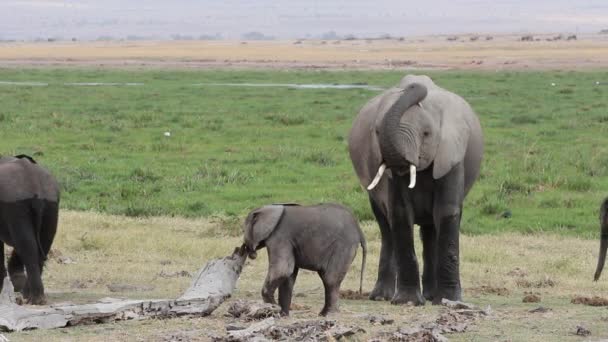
[164,132,171,137]
[550,82,556,86]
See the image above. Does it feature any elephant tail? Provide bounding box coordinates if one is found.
[594,198,608,281]
[359,228,367,295]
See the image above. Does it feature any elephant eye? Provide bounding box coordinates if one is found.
[423,131,430,138]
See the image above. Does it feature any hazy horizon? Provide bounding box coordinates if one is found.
[1,0,608,41]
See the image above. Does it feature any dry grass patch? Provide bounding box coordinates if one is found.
[6,211,608,341]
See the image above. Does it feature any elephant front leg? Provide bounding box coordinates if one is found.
[420,224,437,301]
[278,268,299,316]
[261,255,294,306]
[368,197,396,301]
[390,191,424,306]
[432,213,462,304]
[432,164,465,304]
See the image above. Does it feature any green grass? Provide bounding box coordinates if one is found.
[0,68,606,237]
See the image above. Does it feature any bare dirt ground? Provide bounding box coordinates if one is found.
[1,33,607,71]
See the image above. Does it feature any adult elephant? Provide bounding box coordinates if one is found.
[348,74,483,305]
[0,155,60,304]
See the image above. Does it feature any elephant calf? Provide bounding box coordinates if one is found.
[0,155,59,305]
[242,203,367,316]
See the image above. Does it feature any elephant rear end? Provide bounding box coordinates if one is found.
[0,156,59,304]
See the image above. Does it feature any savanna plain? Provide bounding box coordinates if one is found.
[0,57,608,340]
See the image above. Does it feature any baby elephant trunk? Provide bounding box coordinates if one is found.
[594,198,608,281]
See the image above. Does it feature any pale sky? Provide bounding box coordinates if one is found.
[1,0,607,40]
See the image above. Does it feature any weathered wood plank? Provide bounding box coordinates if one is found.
[0,249,247,332]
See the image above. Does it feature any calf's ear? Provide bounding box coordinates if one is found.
[245,205,285,251]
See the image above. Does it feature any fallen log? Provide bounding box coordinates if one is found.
[0,248,247,332]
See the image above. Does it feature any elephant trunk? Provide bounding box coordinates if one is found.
[378,83,428,171]
[594,198,608,281]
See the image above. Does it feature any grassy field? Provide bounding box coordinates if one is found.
[0,68,606,237]
[8,210,608,341]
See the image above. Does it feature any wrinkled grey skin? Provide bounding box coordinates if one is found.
[348,74,483,305]
[0,155,60,305]
[242,203,367,316]
[594,198,608,281]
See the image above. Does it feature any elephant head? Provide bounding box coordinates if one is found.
[367,81,473,191]
[243,205,285,259]
[594,198,608,280]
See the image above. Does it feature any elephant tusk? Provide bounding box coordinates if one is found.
[408,165,416,189]
[367,163,386,190]
[417,102,423,109]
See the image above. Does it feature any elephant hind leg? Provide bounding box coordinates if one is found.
[10,214,46,304]
[319,272,342,316]
[420,224,437,301]
[8,249,26,293]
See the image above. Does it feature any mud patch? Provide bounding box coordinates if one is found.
[339,289,370,300]
[516,276,556,288]
[522,293,541,303]
[571,295,608,306]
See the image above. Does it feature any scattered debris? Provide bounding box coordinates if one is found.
[48,249,76,264]
[373,302,491,341]
[522,293,541,303]
[106,283,155,293]
[339,289,370,300]
[226,300,281,321]
[0,249,247,332]
[157,270,192,278]
[441,299,477,310]
[360,314,394,325]
[225,323,247,331]
[223,317,276,341]
[575,324,591,337]
[467,285,510,297]
[56,256,76,265]
[70,280,89,289]
[529,306,551,313]
[571,295,608,307]
[216,319,364,342]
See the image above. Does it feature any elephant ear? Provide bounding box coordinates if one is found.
[432,104,471,179]
[245,205,285,251]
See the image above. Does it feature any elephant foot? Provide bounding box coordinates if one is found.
[319,306,339,317]
[369,281,395,301]
[423,287,435,302]
[391,287,425,306]
[432,286,462,305]
[26,293,47,305]
[11,272,26,293]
